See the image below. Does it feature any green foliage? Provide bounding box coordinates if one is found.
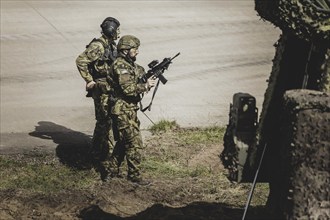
[148,120,180,134]
[144,125,226,177]
[149,120,225,145]
[189,166,212,178]
[177,126,226,145]
[143,125,225,179]
[142,158,211,178]
[0,124,269,208]
[0,156,96,193]
[142,158,189,177]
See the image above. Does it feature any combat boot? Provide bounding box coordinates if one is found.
[102,173,112,183]
[101,164,120,182]
[103,171,121,182]
[128,176,151,186]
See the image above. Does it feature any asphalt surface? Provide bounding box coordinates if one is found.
[0,1,280,153]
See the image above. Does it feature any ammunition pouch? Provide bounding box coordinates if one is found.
[86,78,110,98]
[96,78,110,93]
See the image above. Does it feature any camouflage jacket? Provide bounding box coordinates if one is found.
[107,55,148,114]
[76,35,117,83]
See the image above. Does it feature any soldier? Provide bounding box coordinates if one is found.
[76,17,120,164]
[104,35,157,185]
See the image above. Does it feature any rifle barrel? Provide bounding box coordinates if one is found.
[171,52,180,60]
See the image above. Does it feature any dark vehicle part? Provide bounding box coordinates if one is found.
[220,0,330,219]
[242,143,267,220]
[255,0,330,43]
[279,90,329,219]
[220,93,258,183]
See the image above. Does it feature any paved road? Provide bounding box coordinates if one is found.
[0,1,280,153]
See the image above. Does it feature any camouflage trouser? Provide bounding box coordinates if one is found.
[92,93,114,162]
[108,109,143,180]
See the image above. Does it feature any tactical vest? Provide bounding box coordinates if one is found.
[86,38,117,80]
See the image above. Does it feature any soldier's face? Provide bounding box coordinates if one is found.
[129,47,139,58]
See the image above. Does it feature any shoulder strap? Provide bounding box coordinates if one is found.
[86,38,106,49]
[85,38,107,80]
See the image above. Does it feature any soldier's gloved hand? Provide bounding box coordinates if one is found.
[86,81,96,90]
[146,77,157,90]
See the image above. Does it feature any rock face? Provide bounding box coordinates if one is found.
[279,90,330,220]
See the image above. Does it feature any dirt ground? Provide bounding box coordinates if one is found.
[0,130,269,220]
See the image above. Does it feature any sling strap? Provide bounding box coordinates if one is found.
[140,79,160,112]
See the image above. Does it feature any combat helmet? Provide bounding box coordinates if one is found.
[117,35,140,50]
[100,17,120,38]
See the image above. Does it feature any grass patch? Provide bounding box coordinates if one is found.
[149,120,180,134]
[143,123,268,207]
[0,122,269,209]
[149,120,225,145]
[177,126,226,145]
[144,123,226,178]
[0,156,96,194]
[142,158,212,178]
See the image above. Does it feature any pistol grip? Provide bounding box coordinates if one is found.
[159,74,167,84]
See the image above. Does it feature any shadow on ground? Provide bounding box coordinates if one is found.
[29,121,94,170]
[79,202,270,220]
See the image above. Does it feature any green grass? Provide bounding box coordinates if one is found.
[144,120,268,206]
[177,126,226,145]
[0,156,97,193]
[144,121,226,178]
[142,158,212,178]
[149,120,225,145]
[0,121,269,207]
[148,119,180,134]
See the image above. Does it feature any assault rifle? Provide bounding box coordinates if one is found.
[139,52,180,112]
[139,52,180,84]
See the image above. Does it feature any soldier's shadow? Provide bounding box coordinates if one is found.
[29,121,94,170]
[79,202,270,220]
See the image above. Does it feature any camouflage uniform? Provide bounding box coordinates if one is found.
[106,36,149,181]
[76,34,116,162]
